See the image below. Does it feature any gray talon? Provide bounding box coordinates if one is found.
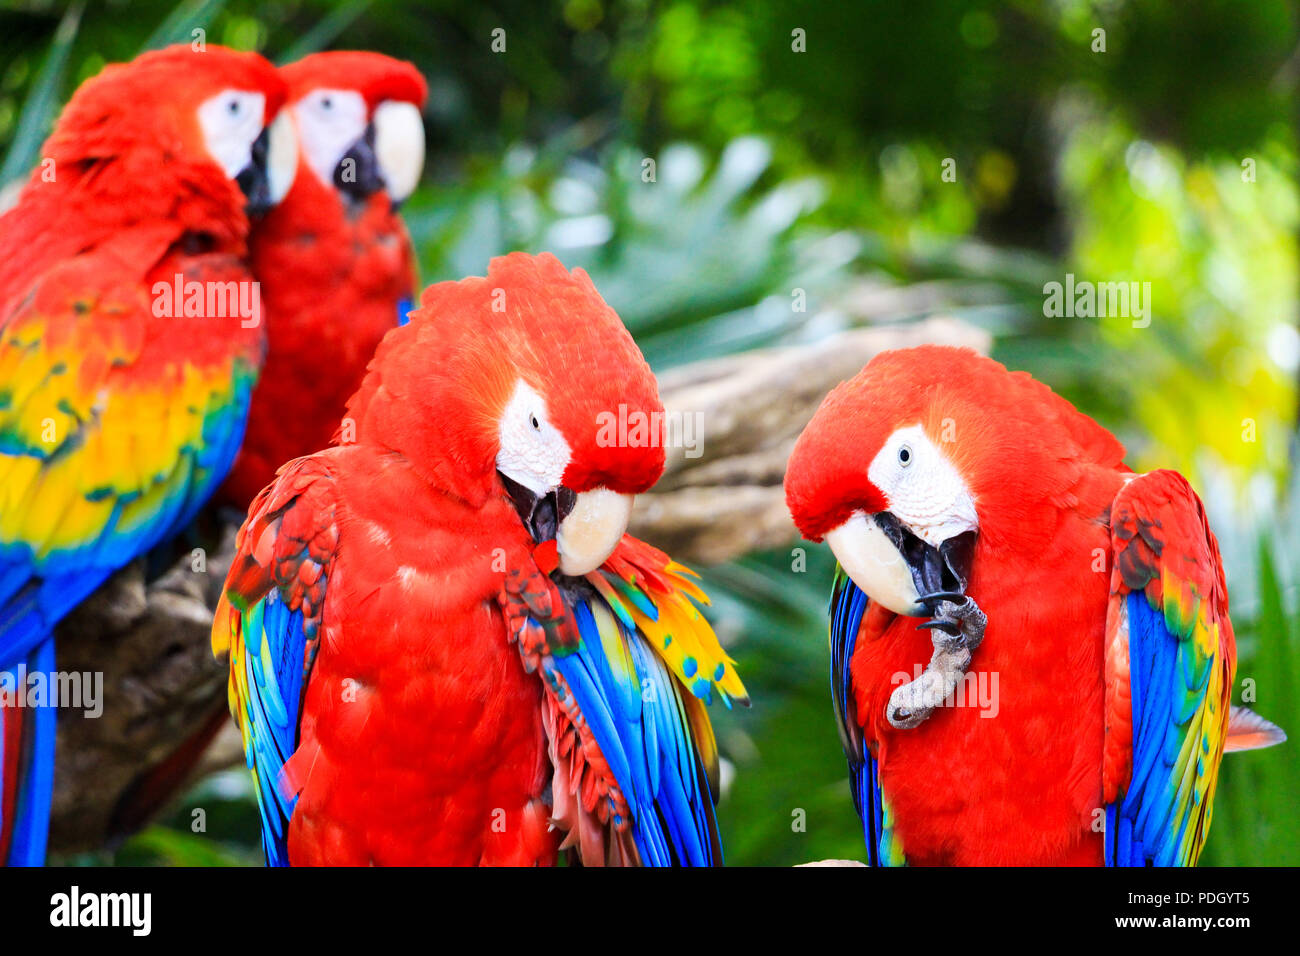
[886,595,988,730]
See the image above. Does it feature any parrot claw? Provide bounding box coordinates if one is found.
[917,590,966,610]
[887,594,987,730]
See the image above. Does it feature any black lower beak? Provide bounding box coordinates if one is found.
[874,512,976,610]
[235,128,272,217]
[334,125,386,202]
[499,472,577,543]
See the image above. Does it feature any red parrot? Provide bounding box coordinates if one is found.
[101,52,427,844]
[0,45,293,865]
[783,346,1285,866]
[221,51,427,507]
[212,252,746,866]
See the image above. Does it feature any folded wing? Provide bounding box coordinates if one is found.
[1103,470,1237,866]
[503,535,747,866]
[212,457,337,867]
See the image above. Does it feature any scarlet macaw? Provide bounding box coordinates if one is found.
[212,252,746,865]
[103,53,427,840]
[221,51,427,506]
[0,46,294,866]
[783,345,1285,865]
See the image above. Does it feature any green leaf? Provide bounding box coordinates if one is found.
[140,0,231,54]
[277,0,377,65]
[0,1,84,189]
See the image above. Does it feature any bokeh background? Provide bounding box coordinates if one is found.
[1,0,1296,865]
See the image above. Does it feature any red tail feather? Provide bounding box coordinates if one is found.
[0,704,24,862]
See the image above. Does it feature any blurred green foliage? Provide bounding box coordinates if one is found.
[2,0,1296,866]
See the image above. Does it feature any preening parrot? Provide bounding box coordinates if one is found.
[783,345,1286,866]
[0,46,295,866]
[212,252,747,866]
[221,51,427,507]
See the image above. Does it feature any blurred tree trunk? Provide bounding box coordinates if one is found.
[50,526,236,852]
[629,316,990,561]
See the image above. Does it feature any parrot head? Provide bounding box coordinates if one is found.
[44,44,296,217]
[278,51,427,209]
[348,252,665,576]
[785,345,1126,616]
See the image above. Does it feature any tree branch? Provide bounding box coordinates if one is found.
[630,317,991,563]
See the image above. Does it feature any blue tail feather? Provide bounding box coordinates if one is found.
[4,636,56,866]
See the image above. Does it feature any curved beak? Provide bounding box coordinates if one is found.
[372,100,425,205]
[500,473,575,545]
[499,475,633,577]
[236,112,296,217]
[556,489,634,576]
[825,511,975,616]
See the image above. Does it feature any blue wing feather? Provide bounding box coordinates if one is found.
[0,377,253,866]
[234,589,311,868]
[829,568,901,866]
[3,638,55,866]
[547,589,720,866]
[1106,592,1212,866]
[396,296,413,326]
[219,459,338,867]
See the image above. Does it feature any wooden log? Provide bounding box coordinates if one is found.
[630,317,991,563]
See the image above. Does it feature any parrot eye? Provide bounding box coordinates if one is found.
[197,89,268,180]
[497,380,573,498]
[292,88,369,189]
[898,445,913,467]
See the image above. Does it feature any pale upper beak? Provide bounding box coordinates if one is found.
[236,111,297,216]
[372,100,424,204]
[825,511,976,616]
[556,488,634,576]
[266,111,297,205]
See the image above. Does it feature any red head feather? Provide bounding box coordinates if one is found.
[220,52,427,506]
[785,346,1129,546]
[45,45,286,165]
[279,51,427,111]
[346,252,665,505]
[0,44,285,313]
[256,50,425,216]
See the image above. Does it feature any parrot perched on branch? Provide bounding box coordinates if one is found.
[98,52,428,846]
[0,45,295,866]
[221,51,427,507]
[784,345,1285,866]
[213,252,746,866]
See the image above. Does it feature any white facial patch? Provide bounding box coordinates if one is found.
[867,423,978,547]
[293,88,369,188]
[496,380,572,495]
[197,89,266,179]
[372,100,425,202]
